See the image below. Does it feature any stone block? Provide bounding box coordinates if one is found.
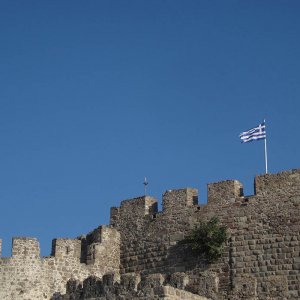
[169,272,189,289]
[263,275,288,298]
[121,273,141,291]
[207,180,243,205]
[162,188,198,211]
[12,237,40,260]
[255,169,300,197]
[140,273,165,288]
[232,275,257,298]
[51,238,81,259]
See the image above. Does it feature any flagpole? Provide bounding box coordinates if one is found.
[264,137,268,174]
[264,119,268,174]
[240,120,268,173]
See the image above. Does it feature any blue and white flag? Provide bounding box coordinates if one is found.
[239,121,266,143]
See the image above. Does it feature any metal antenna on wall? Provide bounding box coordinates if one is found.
[143,177,148,196]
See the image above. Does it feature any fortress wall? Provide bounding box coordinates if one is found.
[51,273,210,300]
[86,226,120,276]
[112,190,238,297]
[207,180,243,205]
[112,191,208,288]
[118,208,195,275]
[162,188,198,211]
[0,168,299,299]
[162,285,210,300]
[118,196,158,220]
[80,226,103,264]
[229,220,300,298]
[206,180,299,299]
[51,238,81,259]
[255,168,300,197]
[0,238,49,300]
[203,170,300,299]
[0,227,120,300]
[111,169,300,299]
[110,206,120,227]
[50,226,120,294]
[12,237,40,259]
[226,199,300,299]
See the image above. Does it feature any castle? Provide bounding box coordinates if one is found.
[0,169,299,299]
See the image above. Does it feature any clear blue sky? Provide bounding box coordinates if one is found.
[0,1,299,256]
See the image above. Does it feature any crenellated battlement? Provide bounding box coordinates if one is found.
[207,180,243,205]
[0,226,120,299]
[109,168,300,230]
[84,226,120,266]
[254,168,300,197]
[120,195,158,216]
[51,238,81,259]
[0,168,299,300]
[12,237,41,260]
[163,188,198,211]
[110,196,158,227]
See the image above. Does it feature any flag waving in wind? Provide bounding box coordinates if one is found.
[239,120,268,173]
[239,121,266,143]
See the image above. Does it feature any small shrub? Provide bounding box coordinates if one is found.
[186,217,227,262]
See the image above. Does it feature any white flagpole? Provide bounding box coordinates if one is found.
[264,119,268,174]
[264,138,268,174]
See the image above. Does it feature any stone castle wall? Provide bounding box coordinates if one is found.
[0,168,299,299]
[109,169,300,299]
[0,226,120,300]
[51,273,209,300]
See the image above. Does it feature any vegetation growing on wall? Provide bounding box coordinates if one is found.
[186,217,227,262]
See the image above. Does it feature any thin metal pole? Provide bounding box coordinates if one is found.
[264,136,268,174]
[143,177,148,196]
[263,119,268,174]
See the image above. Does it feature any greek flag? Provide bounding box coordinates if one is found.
[239,121,266,143]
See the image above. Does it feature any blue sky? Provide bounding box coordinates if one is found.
[0,1,299,256]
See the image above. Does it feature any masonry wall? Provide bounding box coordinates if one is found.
[0,238,49,299]
[51,273,210,300]
[0,168,299,300]
[0,226,120,300]
[110,169,300,299]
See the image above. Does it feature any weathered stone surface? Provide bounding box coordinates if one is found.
[0,226,120,299]
[52,274,210,300]
[0,168,299,299]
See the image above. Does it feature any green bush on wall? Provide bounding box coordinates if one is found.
[187,217,227,262]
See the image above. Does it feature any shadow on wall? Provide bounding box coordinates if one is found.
[166,239,210,274]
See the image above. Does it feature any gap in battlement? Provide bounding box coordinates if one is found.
[205,173,256,201]
[201,182,208,205]
[0,237,10,258]
[240,175,255,197]
[154,193,163,211]
[0,175,260,259]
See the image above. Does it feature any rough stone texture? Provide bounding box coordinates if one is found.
[0,168,300,299]
[0,226,120,300]
[51,273,210,300]
[110,169,300,299]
